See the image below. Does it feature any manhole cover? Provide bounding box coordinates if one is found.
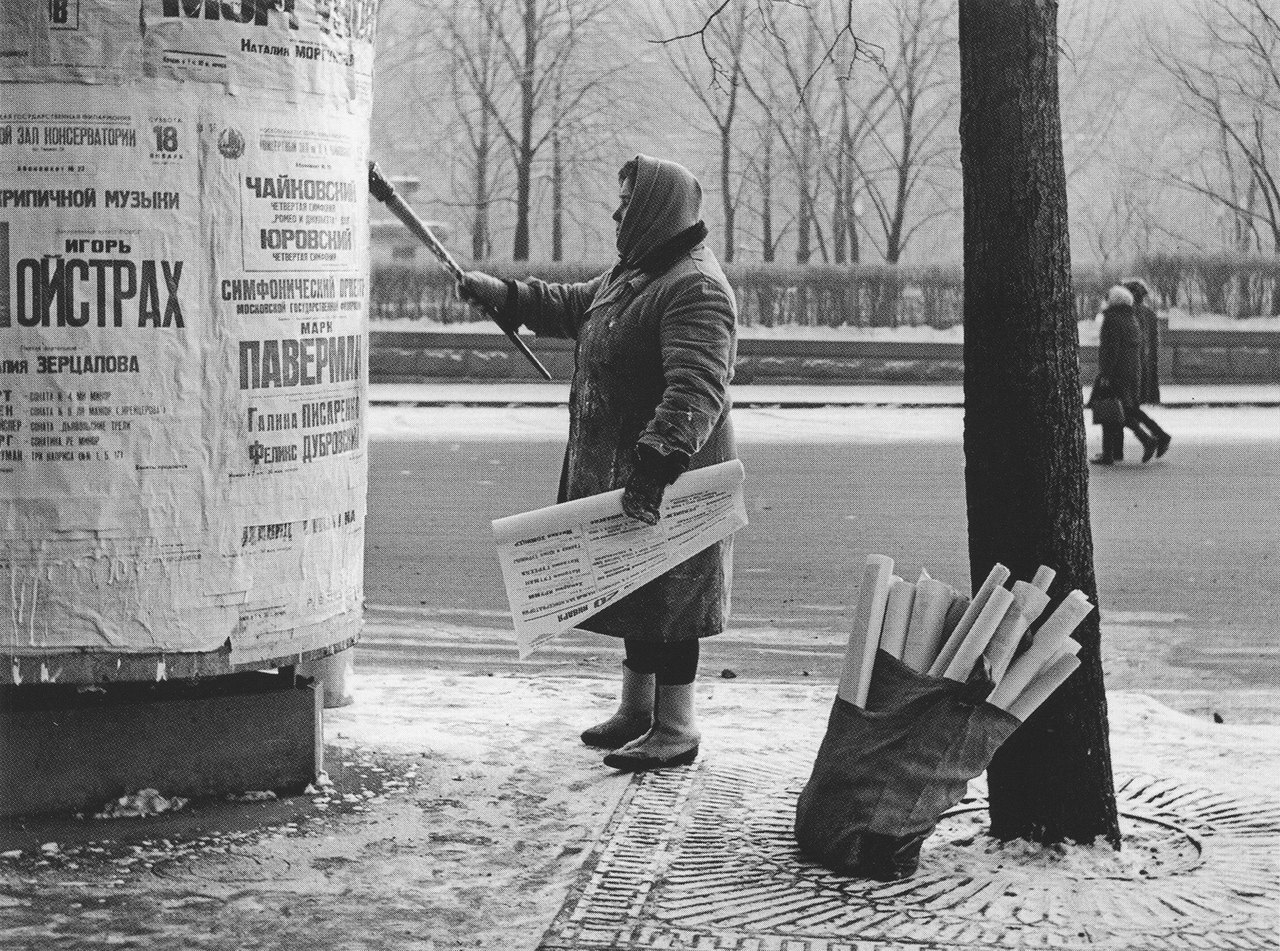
[541,755,1280,950]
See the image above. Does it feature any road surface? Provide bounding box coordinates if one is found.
[361,403,1279,717]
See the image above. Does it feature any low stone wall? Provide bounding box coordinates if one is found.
[368,329,1280,385]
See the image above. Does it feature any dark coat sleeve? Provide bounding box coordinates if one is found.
[636,272,736,462]
[513,273,607,340]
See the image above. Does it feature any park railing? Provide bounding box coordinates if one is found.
[372,254,1280,327]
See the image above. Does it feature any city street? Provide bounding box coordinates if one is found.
[364,400,1280,717]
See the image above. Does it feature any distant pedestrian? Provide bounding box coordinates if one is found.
[1123,278,1172,459]
[457,155,737,773]
[1090,285,1158,465]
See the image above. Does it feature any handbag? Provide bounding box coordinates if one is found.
[1088,377,1125,427]
[1090,396,1124,427]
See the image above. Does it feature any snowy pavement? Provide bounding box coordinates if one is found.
[3,671,1276,950]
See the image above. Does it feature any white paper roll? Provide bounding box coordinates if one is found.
[982,581,1051,683]
[927,563,1010,677]
[1004,652,1083,721]
[838,554,895,708]
[901,576,956,672]
[1031,565,1057,591]
[1025,590,1093,660]
[877,577,915,660]
[941,592,970,639]
[987,632,1083,710]
[943,585,1015,682]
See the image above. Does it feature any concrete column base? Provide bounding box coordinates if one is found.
[298,648,356,708]
[0,671,322,819]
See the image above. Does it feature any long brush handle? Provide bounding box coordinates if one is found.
[368,163,552,381]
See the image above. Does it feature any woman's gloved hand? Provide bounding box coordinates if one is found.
[622,444,690,526]
[457,271,521,333]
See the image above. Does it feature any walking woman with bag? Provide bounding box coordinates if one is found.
[1090,285,1158,465]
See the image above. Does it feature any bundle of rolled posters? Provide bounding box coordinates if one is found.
[838,555,1094,719]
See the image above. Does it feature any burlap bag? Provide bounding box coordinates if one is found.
[794,650,1021,881]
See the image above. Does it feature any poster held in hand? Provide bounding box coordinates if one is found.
[492,460,748,659]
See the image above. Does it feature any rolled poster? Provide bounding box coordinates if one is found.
[1004,652,1083,721]
[901,576,957,672]
[877,577,915,660]
[943,585,1015,682]
[837,555,895,708]
[985,590,1092,706]
[1031,565,1057,592]
[982,581,1051,683]
[927,563,1011,677]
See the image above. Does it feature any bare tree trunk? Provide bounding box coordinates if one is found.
[721,131,736,263]
[842,103,860,265]
[551,79,564,262]
[885,104,913,264]
[960,0,1121,848]
[513,0,537,261]
[761,131,775,264]
[473,106,492,261]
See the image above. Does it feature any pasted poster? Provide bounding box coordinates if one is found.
[0,2,377,668]
[204,98,371,645]
[140,0,379,101]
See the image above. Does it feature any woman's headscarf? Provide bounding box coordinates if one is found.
[615,154,703,268]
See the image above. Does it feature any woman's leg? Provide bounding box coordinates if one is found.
[1124,408,1158,461]
[1093,424,1122,464]
[1133,407,1172,457]
[579,642,655,749]
[603,640,702,772]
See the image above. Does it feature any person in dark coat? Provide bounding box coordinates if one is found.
[1123,278,1172,458]
[1090,285,1158,465]
[459,155,737,772]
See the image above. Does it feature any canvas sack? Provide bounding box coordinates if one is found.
[794,651,1020,881]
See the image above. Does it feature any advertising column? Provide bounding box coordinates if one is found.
[0,1,378,674]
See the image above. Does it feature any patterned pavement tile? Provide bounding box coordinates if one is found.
[539,753,1280,950]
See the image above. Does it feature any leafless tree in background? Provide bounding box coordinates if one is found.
[1151,0,1280,313]
[848,0,957,266]
[1153,0,1280,255]
[646,2,751,262]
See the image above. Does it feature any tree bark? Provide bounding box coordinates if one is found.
[959,0,1121,848]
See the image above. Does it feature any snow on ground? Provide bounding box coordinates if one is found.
[368,403,1280,444]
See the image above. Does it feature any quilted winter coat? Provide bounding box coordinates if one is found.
[511,155,739,643]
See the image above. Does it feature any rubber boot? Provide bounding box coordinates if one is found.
[580,664,654,749]
[602,682,700,773]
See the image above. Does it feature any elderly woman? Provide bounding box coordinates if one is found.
[1091,285,1158,465]
[459,155,737,772]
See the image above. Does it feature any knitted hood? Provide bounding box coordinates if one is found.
[616,154,704,268]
